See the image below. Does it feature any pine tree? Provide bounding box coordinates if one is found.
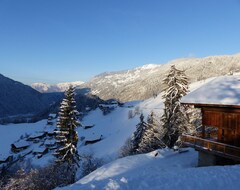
[161,65,189,148]
[138,111,165,153]
[54,86,80,183]
[131,114,148,153]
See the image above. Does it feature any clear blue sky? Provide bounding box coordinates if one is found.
[0,0,240,84]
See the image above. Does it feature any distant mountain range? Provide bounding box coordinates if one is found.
[1,52,240,123]
[0,74,63,121]
[31,81,84,93]
[80,53,240,101]
[31,53,240,102]
[0,75,102,124]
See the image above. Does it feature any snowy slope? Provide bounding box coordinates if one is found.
[81,53,240,101]
[0,120,48,160]
[0,77,216,167]
[31,81,84,93]
[59,148,240,190]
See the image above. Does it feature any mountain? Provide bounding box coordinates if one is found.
[0,74,64,122]
[80,53,240,101]
[31,81,84,93]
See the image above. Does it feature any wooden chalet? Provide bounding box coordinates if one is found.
[83,124,95,129]
[47,113,57,125]
[33,147,48,158]
[181,76,240,166]
[11,141,30,153]
[84,135,103,145]
[0,154,13,164]
[27,132,46,141]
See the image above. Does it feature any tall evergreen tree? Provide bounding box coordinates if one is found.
[161,65,189,148]
[131,114,148,153]
[54,86,80,183]
[138,111,165,153]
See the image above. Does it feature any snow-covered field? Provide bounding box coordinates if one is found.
[0,77,217,166]
[3,76,240,190]
[59,148,240,190]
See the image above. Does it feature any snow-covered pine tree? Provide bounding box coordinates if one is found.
[54,86,80,183]
[161,65,189,148]
[131,114,148,154]
[138,111,165,153]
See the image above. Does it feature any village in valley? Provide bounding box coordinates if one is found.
[1,1,240,190]
[1,65,240,189]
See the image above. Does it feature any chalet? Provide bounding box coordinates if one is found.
[48,113,57,120]
[33,147,48,158]
[181,76,240,166]
[27,132,46,141]
[11,141,30,153]
[0,154,13,164]
[84,135,103,145]
[47,113,57,125]
[44,128,56,136]
[83,124,95,129]
[44,139,56,148]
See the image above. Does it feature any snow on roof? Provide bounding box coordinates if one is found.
[28,132,45,139]
[181,75,240,106]
[49,113,57,118]
[12,141,30,148]
[85,135,102,141]
[33,147,47,153]
[0,153,11,161]
[44,128,55,133]
[44,139,55,145]
[99,104,117,108]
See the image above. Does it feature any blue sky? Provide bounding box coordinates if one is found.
[0,0,240,84]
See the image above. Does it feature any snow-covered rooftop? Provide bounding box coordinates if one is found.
[181,75,240,106]
[12,141,30,148]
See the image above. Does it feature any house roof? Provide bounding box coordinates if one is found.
[181,75,240,107]
[33,147,48,153]
[12,141,30,149]
[28,132,45,139]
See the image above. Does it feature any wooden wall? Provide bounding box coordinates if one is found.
[202,107,240,146]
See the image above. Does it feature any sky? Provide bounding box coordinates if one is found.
[0,0,240,84]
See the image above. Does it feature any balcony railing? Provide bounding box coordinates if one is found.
[182,134,240,161]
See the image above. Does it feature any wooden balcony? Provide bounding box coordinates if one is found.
[182,134,240,161]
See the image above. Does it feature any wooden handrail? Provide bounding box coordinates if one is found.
[182,134,240,160]
[182,134,240,151]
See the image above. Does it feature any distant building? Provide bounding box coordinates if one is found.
[84,135,103,145]
[11,141,30,153]
[181,76,240,166]
[33,147,48,158]
[0,154,13,164]
[27,132,46,141]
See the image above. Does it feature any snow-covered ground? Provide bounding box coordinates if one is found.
[0,77,217,167]
[5,76,239,190]
[58,148,240,190]
[0,120,47,157]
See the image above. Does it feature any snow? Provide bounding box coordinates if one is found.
[31,81,84,93]
[0,120,47,156]
[58,148,240,190]
[2,75,240,190]
[12,141,30,148]
[33,147,47,153]
[0,76,216,167]
[182,75,240,106]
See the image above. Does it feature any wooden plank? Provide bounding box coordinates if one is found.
[182,134,240,161]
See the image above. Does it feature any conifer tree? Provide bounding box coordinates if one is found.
[131,114,148,153]
[161,65,189,148]
[138,111,165,153]
[54,86,80,183]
